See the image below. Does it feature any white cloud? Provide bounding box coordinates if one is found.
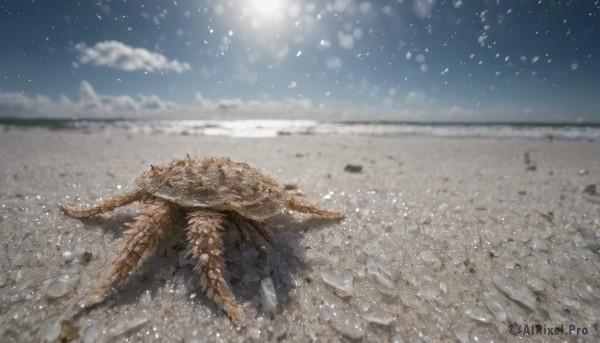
[0,82,505,122]
[74,40,191,73]
[0,81,184,119]
[445,106,477,120]
[0,81,320,120]
[0,92,46,117]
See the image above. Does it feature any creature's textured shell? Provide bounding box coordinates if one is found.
[135,156,287,221]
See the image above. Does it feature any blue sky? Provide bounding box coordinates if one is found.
[1,0,599,122]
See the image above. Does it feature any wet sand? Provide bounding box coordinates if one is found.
[1,129,599,342]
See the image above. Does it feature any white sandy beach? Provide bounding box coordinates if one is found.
[1,129,599,342]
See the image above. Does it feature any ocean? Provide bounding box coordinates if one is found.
[1,118,600,141]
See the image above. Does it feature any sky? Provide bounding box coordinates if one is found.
[1,0,599,123]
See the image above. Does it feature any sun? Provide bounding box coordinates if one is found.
[245,0,290,21]
[250,1,285,17]
[236,0,294,32]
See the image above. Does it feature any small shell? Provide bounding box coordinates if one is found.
[135,156,287,221]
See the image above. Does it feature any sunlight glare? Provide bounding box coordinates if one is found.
[250,0,287,18]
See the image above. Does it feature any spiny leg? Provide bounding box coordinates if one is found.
[229,211,274,250]
[187,210,243,324]
[61,188,146,218]
[250,219,274,245]
[227,213,264,253]
[92,198,183,300]
[285,194,344,218]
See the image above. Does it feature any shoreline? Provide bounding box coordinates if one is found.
[1,130,599,342]
[2,118,600,141]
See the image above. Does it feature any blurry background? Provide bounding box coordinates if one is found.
[1,0,598,122]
